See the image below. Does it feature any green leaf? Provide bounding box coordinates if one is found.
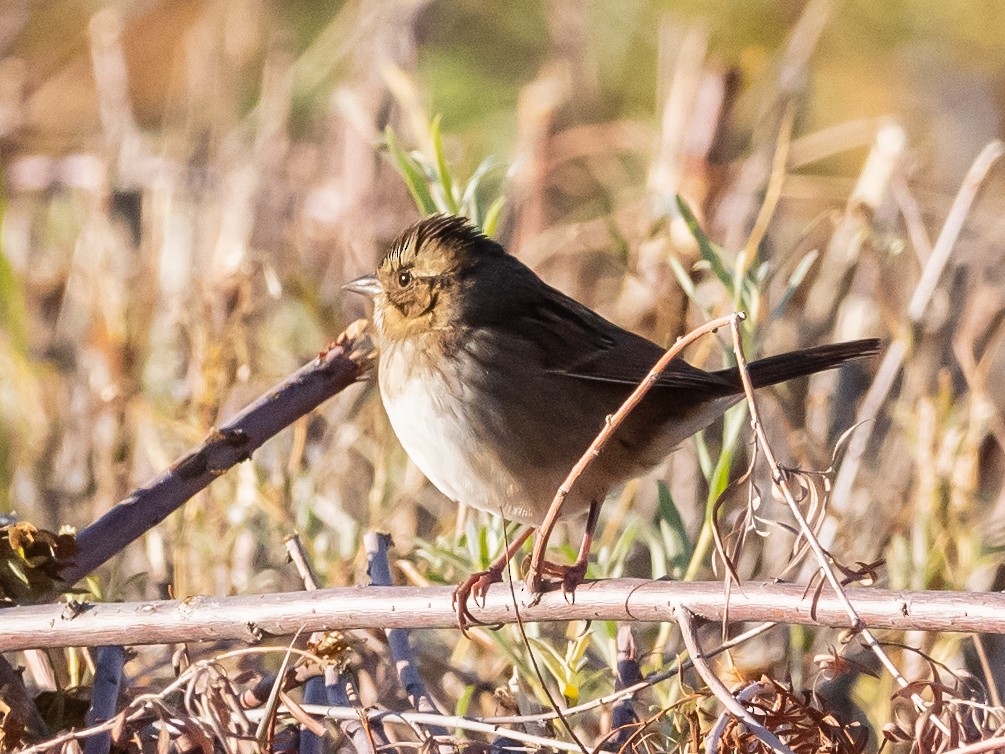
[84,575,103,601]
[694,430,712,480]
[732,247,748,309]
[453,684,476,737]
[528,637,572,696]
[255,639,298,747]
[597,518,642,579]
[656,481,693,572]
[459,155,498,220]
[454,684,475,718]
[771,248,819,320]
[482,196,506,237]
[6,558,29,586]
[675,195,733,289]
[667,255,718,330]
[384,125,438,215]
[430,115,459,213]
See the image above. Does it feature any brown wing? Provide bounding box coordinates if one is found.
[464,255,738,399]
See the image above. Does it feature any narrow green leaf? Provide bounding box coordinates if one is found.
[255,637,298,747]
[431,115,459,213]
[482,196,506,236]
[6,558,29,586]
[732,247,747,310]
[646,532,668,579]
[528,637,568,685]
[455,684,475,717]
[668,255,714,324]
[721,400,748,451]
[742,278,761,324]
[772,248,819,320]
[453,684,475,739]
[566,633,590,667]
[459,155,497,218]
[656,481,693,569]
[675,195,733,289]
[602,518,642,578]
[708,446,734,502]
[477,520,490,568]
[84,574,103,601]
[694,430,712,479]
[384,126,437,215]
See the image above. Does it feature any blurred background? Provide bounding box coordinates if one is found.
[1,0,1005,746]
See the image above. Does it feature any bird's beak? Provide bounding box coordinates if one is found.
[343,274,382,297]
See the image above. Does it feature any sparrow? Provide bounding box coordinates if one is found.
[346,214,878,624]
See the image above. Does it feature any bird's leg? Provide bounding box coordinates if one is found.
[454,524,534,632]
[527,499,602,602]
[526,496,563,597]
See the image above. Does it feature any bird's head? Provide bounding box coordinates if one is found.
[344,214,505,341]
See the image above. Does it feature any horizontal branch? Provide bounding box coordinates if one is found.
[4,579,1004,651]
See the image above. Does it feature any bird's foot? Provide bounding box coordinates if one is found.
[453,565,504,634]
[525,559,588,605]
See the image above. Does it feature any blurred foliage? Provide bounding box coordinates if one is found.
[0,0,1004,750]
[0,523,77,605]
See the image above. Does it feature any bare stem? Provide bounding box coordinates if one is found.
[675,607,795,754]
[725,313,948,733]
[830,140,1005,512]
[528,314,739,591]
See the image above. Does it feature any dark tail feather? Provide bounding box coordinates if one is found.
[713,338,881,389]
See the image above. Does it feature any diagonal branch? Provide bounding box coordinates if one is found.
[527,314,739,592]
[725,314,948,732]
[675,606,794,754]
[59,321,374,585]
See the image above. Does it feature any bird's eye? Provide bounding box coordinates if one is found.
[397,271,412,287]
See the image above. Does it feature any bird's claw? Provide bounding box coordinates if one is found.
[525,560,588,605]
[453,567,504,634]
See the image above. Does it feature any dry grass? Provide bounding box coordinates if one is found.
[2,1,1005,751]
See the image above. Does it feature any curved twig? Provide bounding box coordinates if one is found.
[528,314,739,591]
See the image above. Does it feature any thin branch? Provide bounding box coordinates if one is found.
[740,101,795,266]
[608,624,642,748]
[300,680,328,754]
[363,532,447,740]
[283,533,328,754]
[675,607,794,754]
[940,737,1005,754]
[0,654,48,742]
[482,621,778,725]
[248,705,586,754]
[725,314,947,732]
[528,314,739,591]
[325,664,387,753]
[972,635,1003,710]
[82,646,126,754]
[705,680,776,753]
[284,534,321,592]
[500,524,589,754]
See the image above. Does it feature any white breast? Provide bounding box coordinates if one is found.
[378,339,537,523]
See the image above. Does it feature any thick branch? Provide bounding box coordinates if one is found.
[4,580,1005,651]
[60,322,374,584]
